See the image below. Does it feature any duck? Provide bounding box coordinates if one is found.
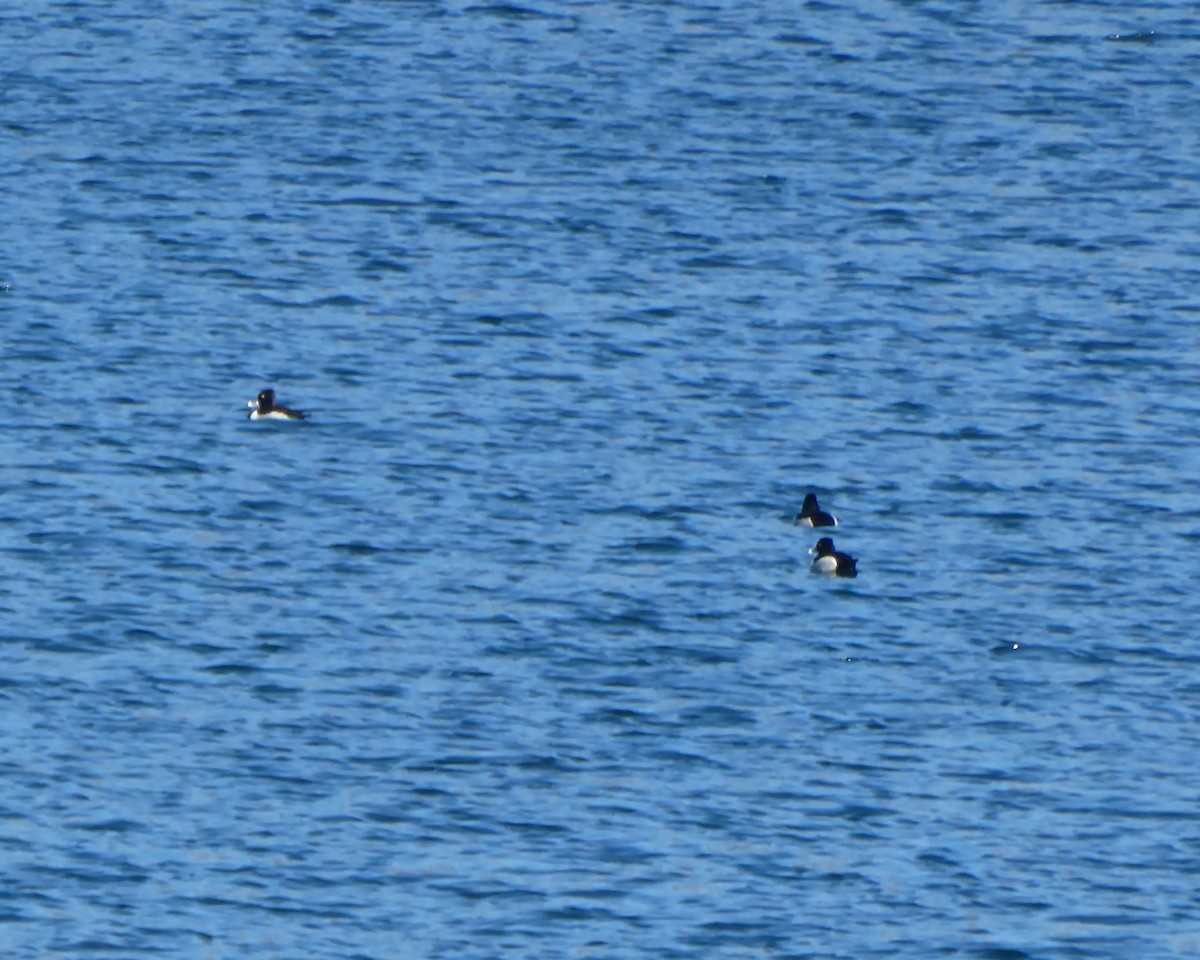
[247,388,306,420]
[794,493,838,528]
[809,537,858,578]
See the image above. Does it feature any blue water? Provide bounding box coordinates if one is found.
[4,2,1200,957]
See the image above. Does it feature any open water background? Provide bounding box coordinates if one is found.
[3,1,1200,958]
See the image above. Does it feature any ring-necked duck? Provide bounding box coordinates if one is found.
[247,388,306,420]
[809,537,858,578]
[795,493,838,528]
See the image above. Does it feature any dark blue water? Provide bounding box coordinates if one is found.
[4,2,1200,957]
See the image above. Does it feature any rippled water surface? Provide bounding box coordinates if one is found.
[4,2,1200,958]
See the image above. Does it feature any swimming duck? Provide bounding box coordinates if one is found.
[247,388,306,420]
[809,537,858,578]
[795,493,838,528]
